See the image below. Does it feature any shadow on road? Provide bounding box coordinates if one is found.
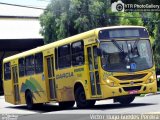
[6,104,78,113]
[91,103,156,110]
[5,102,156,113]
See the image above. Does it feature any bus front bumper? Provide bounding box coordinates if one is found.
[101,80,157,99]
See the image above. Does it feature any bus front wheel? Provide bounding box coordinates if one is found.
[25,91,34,109]
[75,87,96,108]
[115,95,135,105]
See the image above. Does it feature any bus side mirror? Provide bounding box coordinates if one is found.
[97,48,102,56]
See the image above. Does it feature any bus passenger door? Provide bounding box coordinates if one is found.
[12,66,20,104]
[46,56,57,100]
[87,45,102,97]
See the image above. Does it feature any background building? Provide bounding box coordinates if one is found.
[0,3,45,94]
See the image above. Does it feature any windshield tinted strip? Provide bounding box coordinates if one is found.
[99,28,149,39]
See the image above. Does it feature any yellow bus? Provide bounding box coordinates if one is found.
[3,26,157,109]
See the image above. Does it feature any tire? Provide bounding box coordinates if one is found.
[59,101,75,109]
[25,91,34,110]
[115,95,135,105]
[75,87,96,108]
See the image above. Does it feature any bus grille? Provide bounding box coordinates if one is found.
[123,86,141,92]
[120,81,143,85]
[114,73,147,80]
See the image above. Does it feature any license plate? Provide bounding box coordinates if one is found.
[128,90,138,94]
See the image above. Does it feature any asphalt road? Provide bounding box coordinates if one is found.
[1,94,160,120]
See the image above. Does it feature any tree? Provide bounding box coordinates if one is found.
[152,13,160,70]
[118,12,143,25]
[40,0,117,44]
[40,0,147,44]
[40,0,70,44]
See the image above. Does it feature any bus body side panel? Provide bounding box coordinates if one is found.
[73,64,92,100]
[19,74,49,104]
[3,60,18,105]
[56,65,91,102]
[55,67,75,102]
[3,78,15,104]
[33,74,49,103]
[19,51,49,104]
[18,76,26,104]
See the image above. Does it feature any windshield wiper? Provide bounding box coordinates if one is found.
[133,38,140,49]
[111,39,124,53]
[131,38,140,57]
[111,39,127,62]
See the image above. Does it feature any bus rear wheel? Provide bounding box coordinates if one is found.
[59,101,75,109]
[25,91,34,110]
[75,87,96,108]
[115,95,135,105]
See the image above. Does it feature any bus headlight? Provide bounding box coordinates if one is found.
[106,79,118,87]
[146,75,155,83]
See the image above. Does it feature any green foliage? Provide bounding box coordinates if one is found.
[118,12,143,25]
[40,0,116,43]
[152,14,160,69]
[141,13,160,70]
[40,11,56,44]
[40,0,146,44]
[40,0,70,43]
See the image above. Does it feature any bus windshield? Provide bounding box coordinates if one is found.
[100,39,153,72]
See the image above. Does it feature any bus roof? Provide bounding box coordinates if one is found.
[96,25,145,30]
[3,25,146,63]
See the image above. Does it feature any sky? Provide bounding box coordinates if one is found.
[0,0,48,39]
[0,0,50,9]
[0,0,51,16]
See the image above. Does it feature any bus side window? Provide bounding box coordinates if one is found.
[58,44,71,68]
[35,53,43,74]
[72,41,84,66]
[25,55,34,75]
[93,46,98,69]
[55,48,58,69]
[19,58,25,77]
[4,62,11,80]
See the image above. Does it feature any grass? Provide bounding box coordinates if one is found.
[140,94,146,97]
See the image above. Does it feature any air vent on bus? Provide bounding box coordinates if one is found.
[120,81,143,85]
[123,86,141,92]
[114,73,147,80]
